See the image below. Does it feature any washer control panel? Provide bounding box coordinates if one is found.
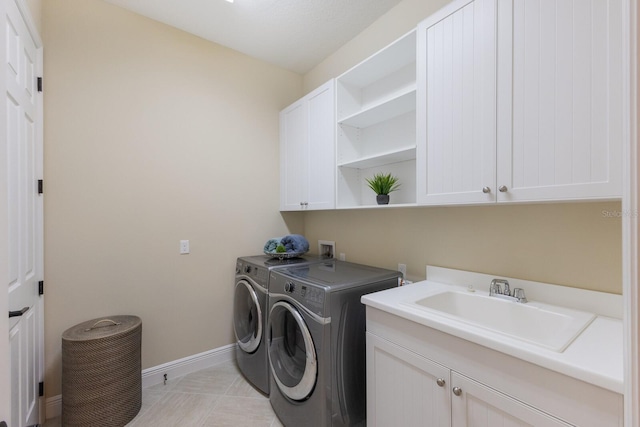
[272,274,325,315]
[300,284,324,306]
[237,262,268,284]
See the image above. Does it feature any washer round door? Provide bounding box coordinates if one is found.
[268,301,317,401]
[233,280,262,353]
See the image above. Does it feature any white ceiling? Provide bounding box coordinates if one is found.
[101,0,404,74]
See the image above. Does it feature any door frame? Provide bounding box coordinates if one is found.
[624,1,639,425]
[0,0,10,416]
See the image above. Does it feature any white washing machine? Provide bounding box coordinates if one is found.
[233,255,327,395]
[267,260,400,426]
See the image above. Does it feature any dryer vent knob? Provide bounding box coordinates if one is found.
[284,282,295,293]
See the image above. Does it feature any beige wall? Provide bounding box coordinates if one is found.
[304,202,622,292]
[42,0,303,397]
[302,0,623,292]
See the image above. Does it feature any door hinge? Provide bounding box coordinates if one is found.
[38,281,44,296]
[39,382,44,397]
[37,77,42,92]
[37,179,43,194]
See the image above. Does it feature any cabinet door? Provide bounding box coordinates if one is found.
[496,0,624,202]
[451,372,572,427]
[416,0,497,205]
[366,333,451,427]
[280,100,308,211]
[306,80,335,210]
[280,81,335,211]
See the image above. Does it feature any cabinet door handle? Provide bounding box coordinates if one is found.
[482,187,491,193]
[452,386,462,396]
[436,378,445,387]
[499,185,508,192]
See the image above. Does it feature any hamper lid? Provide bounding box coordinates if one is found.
[62,315,141,341]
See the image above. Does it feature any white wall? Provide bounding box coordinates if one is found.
[42,0,303,397]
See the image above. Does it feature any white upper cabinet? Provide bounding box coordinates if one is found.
[280,80,335,211]
[417,0,624,205]
[496,0,623,202]
[336,31,417,208]
[416,0,497,205]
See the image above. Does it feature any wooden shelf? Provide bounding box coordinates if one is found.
[338,88,416,128]
[338,146,416,169]
[336,202,418,210]
[339,31,417,88]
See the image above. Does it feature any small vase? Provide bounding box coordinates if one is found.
[376,194,390,205]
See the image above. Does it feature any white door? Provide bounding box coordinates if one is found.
[3,0,43,425]
[496,0,624,202]
[416,0,497,206]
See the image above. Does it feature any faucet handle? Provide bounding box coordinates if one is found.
[490,278,510,295]
[513,288,528,303]
[489,280,502,296]
[503,281,511,296]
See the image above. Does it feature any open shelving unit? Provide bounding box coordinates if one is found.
[336,30,417,208]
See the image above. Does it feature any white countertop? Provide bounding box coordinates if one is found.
[361,279,623,394]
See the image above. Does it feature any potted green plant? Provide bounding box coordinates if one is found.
[365,172,400,205]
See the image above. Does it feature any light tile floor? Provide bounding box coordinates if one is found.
[42,359,283,427]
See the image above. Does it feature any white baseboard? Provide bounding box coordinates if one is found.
[140,343,236,388]
[46,343,237,420]
[45,394,62,419]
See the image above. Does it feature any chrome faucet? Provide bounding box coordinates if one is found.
[489,279,527,303]
[490,279,508,296]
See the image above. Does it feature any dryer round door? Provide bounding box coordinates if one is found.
[268,301,317,401]
[233,280,262,353]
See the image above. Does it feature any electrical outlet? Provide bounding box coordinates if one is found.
[339,253,346,261]
[180,240,190,254]
[398,263,407,277]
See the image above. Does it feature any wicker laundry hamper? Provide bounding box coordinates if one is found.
[62,315,142,427]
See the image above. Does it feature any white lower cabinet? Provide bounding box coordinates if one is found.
[367,333,451,426]
[450,373,570,427]
[367,333,576,427]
